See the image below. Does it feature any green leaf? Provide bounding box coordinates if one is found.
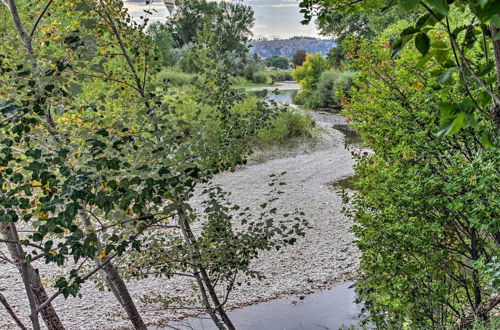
[437,102,456,115]
[415,33,431,56]
[491,15,500,28]
[436,67,458,84]
[401,26,419,36]
[399,0,420,13]
[437,112,465,136]
[68,83,83,95]
[415,14,431,29]
[477,0,488,8]
[426,0,449,17]
[480,131,493,147]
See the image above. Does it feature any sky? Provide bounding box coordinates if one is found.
[122,0,320,39]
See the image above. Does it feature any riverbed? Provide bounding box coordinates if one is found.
[0,89,364,329]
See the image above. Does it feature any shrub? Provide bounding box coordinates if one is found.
[157,69,196,86]
[254,110,315,147]
[309,70,356,109]
[251,71,269,84]
[269,70,293,83]
[265,56,290,69]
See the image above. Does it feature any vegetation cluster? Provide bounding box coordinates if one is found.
[298,0,500,328]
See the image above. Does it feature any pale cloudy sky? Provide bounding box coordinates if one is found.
[123,0,320,38]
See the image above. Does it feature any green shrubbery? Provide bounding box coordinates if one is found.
[157,68,196,86]
[309,70,355,109]
[292,53,356,109]
[269,70,293,83]
[254,110,315,147]
[251,71,269,84]
[342,25,499,328]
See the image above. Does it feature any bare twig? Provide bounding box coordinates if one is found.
[0,293,27,330]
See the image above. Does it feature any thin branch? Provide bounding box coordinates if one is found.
[29,0,53,38]
[0,293,27,330]
[35,252,118,313]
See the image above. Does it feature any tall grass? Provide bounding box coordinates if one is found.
[157,68,196,86]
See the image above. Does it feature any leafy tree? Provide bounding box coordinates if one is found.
[291,53,329,105]
[342,32,499,326]
[300,0,500,135]
[148,22,175,66]
[309,70,356,109]
[298,0,500,327]
[166,0,254,53]
[292,49,307,67]
[0,2,305,330]
[265,56,290,69]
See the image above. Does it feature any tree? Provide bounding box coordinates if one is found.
[299,0,500,135]
[265,56,290,69]
[298,0,500,327]
[148,22,175,67]
[165,0,254,52]
[0,1,304,330]
[291,53,329,105]
[291,50,307,67]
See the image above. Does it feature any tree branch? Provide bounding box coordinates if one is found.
[30,0,53,38]
[0,293,27,330]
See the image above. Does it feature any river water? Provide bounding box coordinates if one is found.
[165,282,364,330]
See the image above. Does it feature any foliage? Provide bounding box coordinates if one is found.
[291,50,308,67]
[340,27,499,328]
[269,70,294,83]
[291,53,329,106]
[473,317,500,330]
[148,21,175,67]
[300,0,500,136]
[254,110,315,147]
[166,0,254,53]
[157,68,196,86]
[250,71,269,84]
[0,0,304,328]
[265,56,290,69]
[309,70,356,109]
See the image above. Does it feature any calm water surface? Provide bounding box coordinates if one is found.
[162,282,365,330]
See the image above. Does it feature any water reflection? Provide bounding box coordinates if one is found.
[332,124,364,148]
[248,90,298,105]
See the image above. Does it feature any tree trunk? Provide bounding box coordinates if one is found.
[0,224,64,330]
[80,211,147,330]
[4,0,33,54]
[176,205,235,330]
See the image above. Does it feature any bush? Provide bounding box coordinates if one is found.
[265,56,290,69]
[309,70,356,109]
[269,70,293,83]
[157,69,196,86]
[251,71,269,84]
[254,110,315,147]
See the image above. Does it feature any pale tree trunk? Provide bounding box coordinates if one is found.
[0,224,64,330]
[80,211,147,330]
[177,206,235,330]
[1,0,33,54]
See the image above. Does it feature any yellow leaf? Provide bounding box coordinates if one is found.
[98,249,108,260]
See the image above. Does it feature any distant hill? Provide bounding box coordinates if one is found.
[249,36,336,58]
